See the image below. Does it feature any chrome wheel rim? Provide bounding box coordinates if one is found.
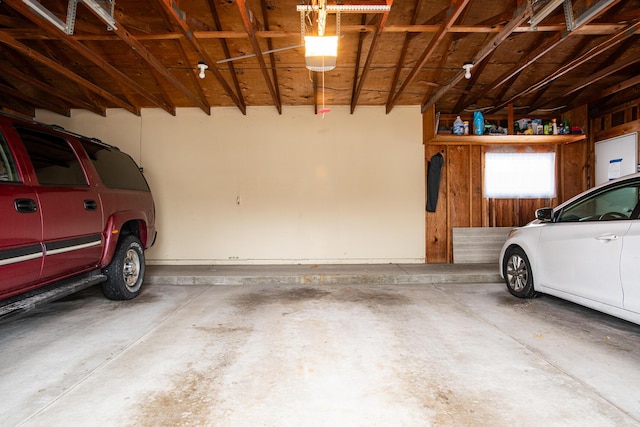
[123,248,141,288]
[506,254,528,291]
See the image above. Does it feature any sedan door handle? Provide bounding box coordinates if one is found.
[595,234,619,242]
[14,198,38,213]
[84,199,98,211]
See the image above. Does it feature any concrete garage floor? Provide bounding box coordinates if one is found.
[1,267,640,426]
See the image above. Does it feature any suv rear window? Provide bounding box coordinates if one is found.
[18,128,87,186]
[80,140,150,191]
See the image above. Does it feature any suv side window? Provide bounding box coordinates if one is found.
[18,128,88,186]
[80,139,150,191]
[0,131,20,183]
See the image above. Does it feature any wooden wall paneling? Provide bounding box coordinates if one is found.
[561,105,588,134]
[556,143,564,202]
[517,199,543,226]
[472,145,483,227]
[446,145,472,262]
[425,144,449,263]
[423,104,436,141]
[493,198,515,227]
[448,145,472,228]
[593,119,640,141]
[560,139,588,201]
[422,106,592,263]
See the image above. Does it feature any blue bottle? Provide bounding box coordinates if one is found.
[474,111,484,135]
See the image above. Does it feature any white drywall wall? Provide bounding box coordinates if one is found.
[37,106,425,264]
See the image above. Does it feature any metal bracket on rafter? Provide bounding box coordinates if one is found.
[563,0,575,32]
[20,0,117,35]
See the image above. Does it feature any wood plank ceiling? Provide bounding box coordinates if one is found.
[0,0,638,117]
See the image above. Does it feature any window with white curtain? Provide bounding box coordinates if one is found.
[484,152,556,198]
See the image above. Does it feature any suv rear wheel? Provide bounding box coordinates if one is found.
[101,235,145,300]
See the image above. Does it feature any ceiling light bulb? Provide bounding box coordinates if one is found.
[462,62,473,79]
[197,61,208,79]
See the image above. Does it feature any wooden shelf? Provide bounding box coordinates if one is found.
[426,134,586,145]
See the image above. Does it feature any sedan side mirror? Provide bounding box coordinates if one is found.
[535,207,554,222]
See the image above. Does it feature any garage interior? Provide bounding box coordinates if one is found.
[1,0,639,265]
[1,0,640,425]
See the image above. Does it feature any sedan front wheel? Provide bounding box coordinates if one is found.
[503,246,537,298]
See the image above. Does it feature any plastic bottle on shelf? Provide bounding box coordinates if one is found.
[453,116,464,135]
[552,118,558,135]
[473,111,484,135]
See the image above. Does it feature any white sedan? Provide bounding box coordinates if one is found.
[500,172,640,325]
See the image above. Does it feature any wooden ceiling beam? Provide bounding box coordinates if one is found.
[260,0,282,112]
[351,14,369,113]
[598,74,640,100]
[451,49,495,114]
[78,3,209,115]
[236,0,281,114]
[385,2,441,109]
[0,31,139,115]
[153,4,210,114]
[0,81,69,116]
[351,0,393,113]
[1,0,175,115]
[0,52,107,117]
[206,0,245,113]
[421,2,479,109]
[39,38,115,114]
[5,23,636,42]
[529,37,638,113]
[312,68,319,115]
[462,32,564,110]
[423,3,532,113]
[154,0,245,114]
[523,42,588,114]
[561,50,640,98]
[387,0,471,113]
[493,19,640,112]
[384,0,421,110]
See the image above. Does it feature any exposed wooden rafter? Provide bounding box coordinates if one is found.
[0,1,637,117]
[0,30,139,114]
[386,0,471,113]
[0,45,105,115]
[350,0,393,113]
[423,3,532,112]
[492,19,640,112]
[81,2,210,115]
[2,0,175,115]
[236,0,281,113]
[205,0,245,113]
[155,0,246,114]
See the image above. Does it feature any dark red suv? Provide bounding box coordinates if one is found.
[0,112,156,317]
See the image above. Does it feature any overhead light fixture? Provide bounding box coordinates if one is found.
[197,61,208,79]
[462,62,474,79]
[297,1,391,73]
[304,36,338,72]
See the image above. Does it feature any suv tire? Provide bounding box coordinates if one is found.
[101,235,145,300]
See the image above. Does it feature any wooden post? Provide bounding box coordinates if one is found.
[508,103,515,134]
